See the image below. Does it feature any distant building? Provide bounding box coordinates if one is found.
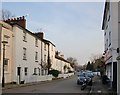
[55,51,74,74]
[102,1,119,93]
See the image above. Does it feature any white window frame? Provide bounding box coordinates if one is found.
[24,67,28,76]
[23,31,27,42]
[23,47,27,60]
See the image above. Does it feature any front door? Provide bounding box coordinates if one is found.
[17,67,21,84]
[113,62,117,92]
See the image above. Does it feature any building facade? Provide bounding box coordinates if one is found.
[0,16,74,85]
[102,1,119,93]
[0,21,13,83]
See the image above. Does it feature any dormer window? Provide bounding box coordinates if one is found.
[23,31,27,42]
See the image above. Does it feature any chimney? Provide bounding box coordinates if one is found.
[4,16,26,28]
[60,54,64,58]
[34,32,44,39]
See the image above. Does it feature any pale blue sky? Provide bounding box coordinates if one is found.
[2,2,105,65]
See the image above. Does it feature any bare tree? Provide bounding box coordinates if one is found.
[67,57,78,70]
[89,54,102,63]
[0,9,15,20]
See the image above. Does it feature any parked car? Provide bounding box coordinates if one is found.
[77,71,92,86]
[77,72,86,85]
[85,70,94,78]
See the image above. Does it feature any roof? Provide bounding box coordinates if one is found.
[42,39,56,47]
[0,21,12,30]
[3,19,56,47]
[102,1,110,30]
[12,23,43,41]
[55,54,70,63]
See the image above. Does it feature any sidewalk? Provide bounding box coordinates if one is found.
[89,75,116,95]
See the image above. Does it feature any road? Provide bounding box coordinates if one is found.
[2,75,91,94]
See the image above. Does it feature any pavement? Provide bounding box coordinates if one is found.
[89,75,117,95]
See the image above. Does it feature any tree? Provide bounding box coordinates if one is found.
[0,9,15,20]
[90,54,105,77]
[86,61,94,71]
[67,57,78,70]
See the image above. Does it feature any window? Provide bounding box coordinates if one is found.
[4,35,10,45]
[44,43,46,51]
[23,31,27,42]
[35,52,38,62]
[4,58,9,71]
[44,55,46,63]
[106,25,108,29]
[41,69,44,75]
[35,38,38,47]
[34,68,37,75]
[24,67,28,76]
[106,39,108,50]
[23,48,27,60]
[109,31,111,46]
[108,15,110,22]
[104,32,106,36]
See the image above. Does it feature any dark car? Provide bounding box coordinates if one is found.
[77,72,86,85]
[77,71,92,86]
[85,71,94,78]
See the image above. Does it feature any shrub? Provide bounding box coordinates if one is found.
[49,69,60,77]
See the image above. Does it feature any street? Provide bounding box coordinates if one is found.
[2,75,90,94]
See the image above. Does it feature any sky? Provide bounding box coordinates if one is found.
[2,2,105,65]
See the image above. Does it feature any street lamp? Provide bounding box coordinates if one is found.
[2,41,8,87]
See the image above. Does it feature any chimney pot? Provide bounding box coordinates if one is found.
[23,16,25,19]
[20,17,22,20]
[17,17,19,20]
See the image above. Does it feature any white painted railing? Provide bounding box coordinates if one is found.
[57,73,74,79]
[19,73,74,84]
[24,75,53,83]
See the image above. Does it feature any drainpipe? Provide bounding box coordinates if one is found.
[47,43,50,74]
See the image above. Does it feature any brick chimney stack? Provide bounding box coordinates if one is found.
[4,16,26,28]
[34,32,44,39]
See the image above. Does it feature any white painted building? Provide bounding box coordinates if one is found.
[1,16,74,85]
[12,25,43,84]
[3,17,50,84]
[102,1,119,93]
[55,52,74,74]
[0,21,13,83]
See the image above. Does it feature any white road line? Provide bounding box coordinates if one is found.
[97,90,102,93]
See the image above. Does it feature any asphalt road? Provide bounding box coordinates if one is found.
[2,75,91,94]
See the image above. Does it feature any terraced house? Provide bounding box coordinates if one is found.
[0,21,13,84]
[0,16,74,85]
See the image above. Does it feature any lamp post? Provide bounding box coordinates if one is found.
[2,41,8,87]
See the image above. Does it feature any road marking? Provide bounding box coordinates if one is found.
[97,90,102,93]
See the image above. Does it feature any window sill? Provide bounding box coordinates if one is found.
[23,40,27,42]
[23,59,27,60]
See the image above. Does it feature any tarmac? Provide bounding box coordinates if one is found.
[1,75,117,95]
